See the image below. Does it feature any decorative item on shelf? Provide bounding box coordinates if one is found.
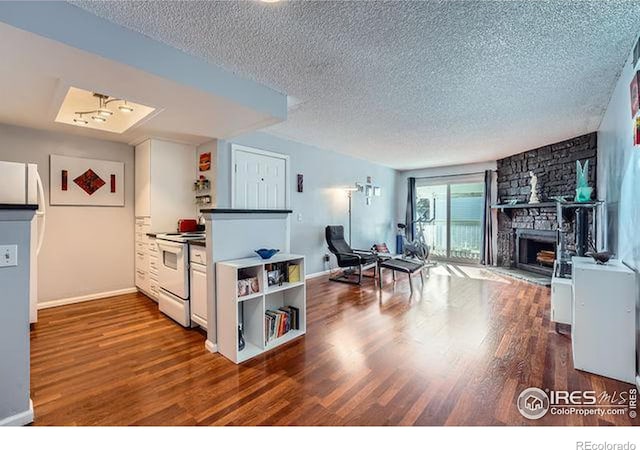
[236,276,259,297]
[373,186,381,197]
[585,240,613,265]
[288,264,301,283]
[199,152,211,171]
[528,171,540,204]
[575,160,593,202]
[238,324,245,351]
[267,268,283,286]
[297,174,303,193]
[195,195,212,206]
[550,195,568,203]
[506,199,518,205]
[194,175,210,192]
[255,248,279,260]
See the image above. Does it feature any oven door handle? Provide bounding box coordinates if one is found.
[157,241,184,253]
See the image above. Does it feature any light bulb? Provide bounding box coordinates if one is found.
[97,108,113,117]
[92,115,107,123]
[118,103,134,113]
[73,117,88,125]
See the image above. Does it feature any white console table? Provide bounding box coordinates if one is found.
[572,257,636,384]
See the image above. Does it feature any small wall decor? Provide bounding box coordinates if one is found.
[630,71,640,118]
[297,174,303,193]
[199,152,211,171]
[373,186,381,197]
[50,155,124,206]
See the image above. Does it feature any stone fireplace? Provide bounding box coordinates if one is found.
[515,229,557,276]
[496,133,597,273]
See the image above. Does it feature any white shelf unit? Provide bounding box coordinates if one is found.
[216,254,306,364]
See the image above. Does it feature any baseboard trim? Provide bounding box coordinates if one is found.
[306,269,330,280]
[0,399,33,426]
[205,339,218,353]
[38,287,138,310]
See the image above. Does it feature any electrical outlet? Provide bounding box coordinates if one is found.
[0,245,18,267]
[323,254,330,262]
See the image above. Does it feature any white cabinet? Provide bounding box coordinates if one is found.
[572,257,637,384]
[190,260,207,328]
[134,140,151,217]
[134,139,196,298]
[551,261,572,327]
[135,139,197,231]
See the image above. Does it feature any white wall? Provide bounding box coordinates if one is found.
[0,123,135,304]
[216,132,397,275]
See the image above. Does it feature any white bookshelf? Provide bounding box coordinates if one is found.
[216,254,306,364]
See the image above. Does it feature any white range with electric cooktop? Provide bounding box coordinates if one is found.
[155,232,205,327]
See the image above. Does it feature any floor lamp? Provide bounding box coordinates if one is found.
[345,186,359,246]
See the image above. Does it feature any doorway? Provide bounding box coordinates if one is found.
[415,177,484,262]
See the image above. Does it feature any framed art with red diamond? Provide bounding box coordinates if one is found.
[50,155,124,206]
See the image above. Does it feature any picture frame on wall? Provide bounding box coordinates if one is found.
[630,71,640,118]
[297,174,303,193]
[50,155,125,206]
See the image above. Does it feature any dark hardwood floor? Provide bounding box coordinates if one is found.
[30,265,637,425]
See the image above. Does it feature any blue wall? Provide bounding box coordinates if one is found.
[598,40,640,269]
[216,132,397,275]
[597,35,640,380]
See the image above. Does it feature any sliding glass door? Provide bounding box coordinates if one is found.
[415,177,484,262]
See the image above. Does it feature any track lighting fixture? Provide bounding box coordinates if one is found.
[73,93,134,126]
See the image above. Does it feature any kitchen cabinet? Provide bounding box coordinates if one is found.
[190,245,208,328]
[134,139,196,297]
[190,261,207,328]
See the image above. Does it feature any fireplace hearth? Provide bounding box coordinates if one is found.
[515,229,557,276]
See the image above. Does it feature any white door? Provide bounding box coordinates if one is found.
[233,146,287,209]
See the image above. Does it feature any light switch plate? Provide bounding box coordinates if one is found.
[0,245,18,267]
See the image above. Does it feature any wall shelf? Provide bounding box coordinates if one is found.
[216,254,306,364]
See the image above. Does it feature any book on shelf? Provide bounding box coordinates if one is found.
[264,306,300,345]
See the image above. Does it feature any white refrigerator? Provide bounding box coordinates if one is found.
[0,161,46,323]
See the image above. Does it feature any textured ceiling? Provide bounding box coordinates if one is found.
[72,0,640,170]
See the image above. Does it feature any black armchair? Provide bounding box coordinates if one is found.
[325,225,378,285]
